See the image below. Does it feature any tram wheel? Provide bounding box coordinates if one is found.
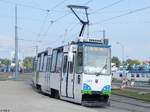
[51,89,60,99]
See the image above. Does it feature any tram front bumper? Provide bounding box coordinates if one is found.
[81,93,110,107]
[82,100,110,107]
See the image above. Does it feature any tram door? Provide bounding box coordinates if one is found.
[67,53,74,98]
[61,54,68,96]
[61,53,74,98]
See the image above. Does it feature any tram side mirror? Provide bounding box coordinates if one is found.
[68,52,73,62]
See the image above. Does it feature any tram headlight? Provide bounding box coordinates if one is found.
[83,83,92,91]
[102,85,111,95]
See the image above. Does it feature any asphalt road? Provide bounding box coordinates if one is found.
[0,73,150,112]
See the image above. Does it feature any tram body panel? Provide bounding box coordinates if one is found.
[42,72,51,93]
[38,72,45,88]
[50,73,61,91]
[82,75,111,94]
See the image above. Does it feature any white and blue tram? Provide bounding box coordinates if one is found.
[32,38,112,106]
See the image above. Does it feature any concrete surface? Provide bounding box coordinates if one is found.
[0,81,96,112]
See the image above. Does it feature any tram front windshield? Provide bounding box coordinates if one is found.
[83,46,110,75]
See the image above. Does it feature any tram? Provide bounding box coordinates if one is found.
[32,5,112,106]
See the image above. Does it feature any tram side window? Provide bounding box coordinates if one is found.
[146,74,150,78]
[46,56,52,72]
[43,54,48,72]
[56,52,63,73]
[131,74,134,77]
[69,55,74,74]
[40,54,44,72]
[136,74,140,78]
[37,55,41,71]
[119,73,122,77]
[141,74,145,78]
[33,57,37,72]
[63,55,68,73]
[51,50,57,72]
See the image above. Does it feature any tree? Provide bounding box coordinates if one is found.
[126,59,141,70]
[126,59,141,65]
[112,56,121,67]
[23,57,33,69]
[0,58,11,66]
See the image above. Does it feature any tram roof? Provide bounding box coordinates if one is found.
[39,38,111,54]
[52,40,111,51]
[77,42,111,48]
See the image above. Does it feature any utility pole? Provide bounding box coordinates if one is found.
[103,30,106,39]
[35,45,38,57]
[15,5,19,80]
[116,42,125,67]
[100,30,106,39]
[35,45,38,73]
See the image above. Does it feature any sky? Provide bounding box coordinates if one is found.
[0,0,150,61]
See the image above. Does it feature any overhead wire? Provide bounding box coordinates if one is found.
[59,0,94,40]
[0,0,50,43]
[1,0,92,51]
[37,0,69,38]
[63,0,94,34]
[67,0,125,38]
[42,0,94,37]
[41,0,94,46]
[0,0,70,48]
[59,0,94,36]
[83,0,93,6]
[0,0,50,12]
[50,0,70,11]
[91,5,150,25]
[90,0,125,15]
[18,38,42,43]
[37,12,50,37]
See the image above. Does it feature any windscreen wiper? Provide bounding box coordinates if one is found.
[96,59,107,76]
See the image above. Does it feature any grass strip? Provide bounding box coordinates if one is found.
[112,89,150,102]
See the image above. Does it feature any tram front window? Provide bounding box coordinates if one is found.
[84,46,110,75]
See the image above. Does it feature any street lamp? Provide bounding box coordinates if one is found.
[116,42,125,66]
[99,30,106,39]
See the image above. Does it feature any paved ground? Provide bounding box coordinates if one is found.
[0,73,150,112]
[0,80,98,112]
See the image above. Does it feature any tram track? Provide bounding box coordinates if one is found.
[102,95,150,112]
[110,99,150,108]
